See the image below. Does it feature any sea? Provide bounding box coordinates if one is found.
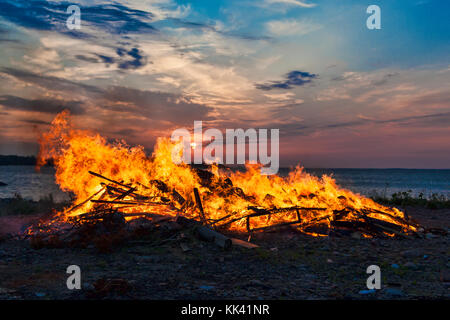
[0,165,448,202]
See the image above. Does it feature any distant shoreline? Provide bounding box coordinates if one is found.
[0,155,55,166]
[0,155,449,170]
[0,155,37,166]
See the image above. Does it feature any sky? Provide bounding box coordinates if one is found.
[0,0,449,168]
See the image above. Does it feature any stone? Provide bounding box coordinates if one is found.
[401,249,423,258]
[199,285,215,291]
[351,232,361,239]
[359,289,376,295]
[385,288,405,296]
[404,262,418,269]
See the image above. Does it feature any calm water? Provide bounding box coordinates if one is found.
[300,168,449,198]
[0,166,448,201]
[0,166,70,202]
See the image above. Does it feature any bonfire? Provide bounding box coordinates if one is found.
[25,111,421,245]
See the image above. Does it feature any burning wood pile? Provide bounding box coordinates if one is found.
[23,111,439,249]
[25,164,422,249]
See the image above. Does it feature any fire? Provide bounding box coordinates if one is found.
[33,111,417,237]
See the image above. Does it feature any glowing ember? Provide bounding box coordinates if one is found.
[30,111,417,238]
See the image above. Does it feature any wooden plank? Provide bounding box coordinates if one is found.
[176,216,232,250]
[88,171,131,189]
[193,188,207,224]
[90,199,168,206]
[231,238,259,249]
[66,186,106,213]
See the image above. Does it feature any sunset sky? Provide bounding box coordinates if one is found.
[0,0,449,168]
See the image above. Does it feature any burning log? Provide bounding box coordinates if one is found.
[150,179,186,206]
[332,209,351,221]
[214,206,328,233]
[193,188,207,224]
[67,186,106,213]
[251,220,303,232]
[104,184,152,201]
[192,167,215,187]
[172,190,186,206]
[88,171,131,189]
[360,215,403,232]
[90,199,169,206]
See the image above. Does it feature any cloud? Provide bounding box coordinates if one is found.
[0,66,215,125]
[274,110,450,139]
[0,95,85,115]
[0,0,156,37]
[0,67,103,94]
[264,0,317,8]
[117,47,147,70]
[167,18,271,41]
[266,19,321,36]
[82,47,148,69]
[103,86,214,124]
[256,70,317,90]
[75,55,102,63]
[112,128,140,138]
[320,112,450,130]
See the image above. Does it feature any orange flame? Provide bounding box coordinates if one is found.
[35,111,416,236]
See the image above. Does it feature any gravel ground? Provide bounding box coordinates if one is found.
[0,207,448,300]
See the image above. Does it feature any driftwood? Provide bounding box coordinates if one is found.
[176,216,232,250]
[231,238,259,249]
[198,226,232,250]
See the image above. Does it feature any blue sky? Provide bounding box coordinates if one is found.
[0,0,449,168]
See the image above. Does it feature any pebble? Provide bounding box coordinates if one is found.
[199,285,215,291]
[404,262,418,269]
[351,232,361,240]
[401,249,423,258]
[359,289,376,295]
[385,288,405,296]
[135,255,160,263]
[83,283,94,291]
[248,279,272,289]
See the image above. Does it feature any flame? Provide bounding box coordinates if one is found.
[33,111,416,237]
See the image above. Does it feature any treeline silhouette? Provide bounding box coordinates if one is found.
[0,155,53,166]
